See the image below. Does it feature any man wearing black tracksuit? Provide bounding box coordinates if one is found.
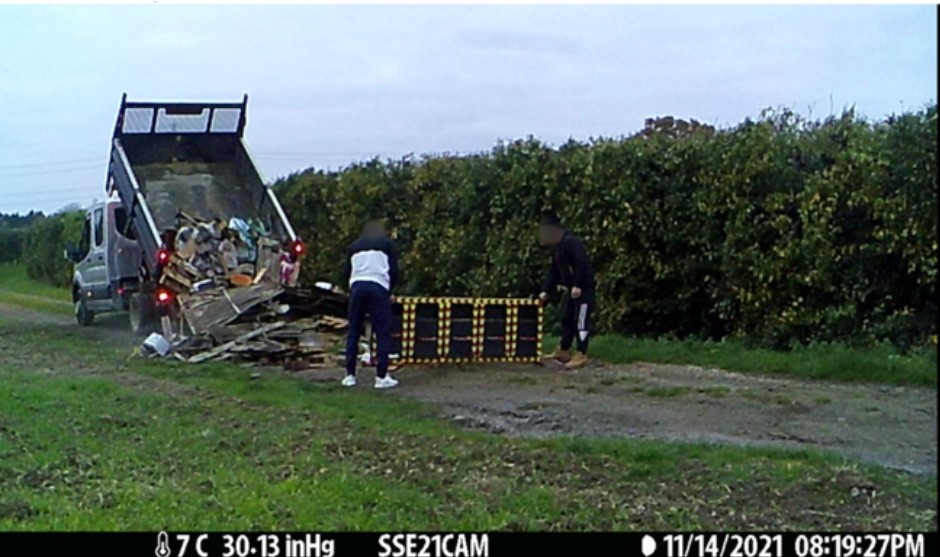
[341,220,400,389]
[538,215,596,370]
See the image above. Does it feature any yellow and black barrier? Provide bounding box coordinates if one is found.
[371,296,543,365]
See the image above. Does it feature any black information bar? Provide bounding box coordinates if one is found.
[1,532,935,557]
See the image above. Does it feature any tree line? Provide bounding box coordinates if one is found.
[274,106,937,349]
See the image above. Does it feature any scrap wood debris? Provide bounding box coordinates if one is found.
[159,284,349,369]
[140,211,349,369]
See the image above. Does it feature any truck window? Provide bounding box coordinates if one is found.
[93,208,104,247]
[113,206,137,240]
[78,216,91,259]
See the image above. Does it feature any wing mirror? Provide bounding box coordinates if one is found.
[64,242,82,263]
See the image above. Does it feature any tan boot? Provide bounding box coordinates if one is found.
[542,347,571,362]
[565,352,589,370]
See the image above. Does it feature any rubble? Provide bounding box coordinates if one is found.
[145,212,349,368]
[164,285,349,368]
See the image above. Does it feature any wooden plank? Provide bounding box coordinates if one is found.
[177,210,202,226]
[222,288,242,314]
[180,283,282,333]
[187,321,286,363]
[161,315,173,340]
[162,266,194,289]
[181,261,201,277]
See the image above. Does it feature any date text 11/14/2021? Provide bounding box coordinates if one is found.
[656,534,925,557]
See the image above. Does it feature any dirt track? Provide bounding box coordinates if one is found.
[2,301,936,475]
[302,361,937,475]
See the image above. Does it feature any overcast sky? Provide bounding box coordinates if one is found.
[0,4,936,214]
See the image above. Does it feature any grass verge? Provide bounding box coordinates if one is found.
[545,335,937,387]
[0,263,71,301]
[0,315,936,531]
[0,264,72,316]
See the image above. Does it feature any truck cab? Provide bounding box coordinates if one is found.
[67,199,142,327]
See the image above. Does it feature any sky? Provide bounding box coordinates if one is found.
[0,4,936,214]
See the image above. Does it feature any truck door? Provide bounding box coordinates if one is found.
[108,204,141,284]
[83,207,111,307]
[74,213,92,283]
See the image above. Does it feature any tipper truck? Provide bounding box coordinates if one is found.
[66,94,303,333]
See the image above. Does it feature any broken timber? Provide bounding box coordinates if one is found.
[187,321,286,363]
[179,283,283,333]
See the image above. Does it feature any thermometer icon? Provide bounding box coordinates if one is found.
[155,531,171,557]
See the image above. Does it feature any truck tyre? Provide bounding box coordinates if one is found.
[75,296,95,327]
[128,293,155,334]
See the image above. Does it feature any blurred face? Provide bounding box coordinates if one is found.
[538,224,560,246]
[364,221,387,239]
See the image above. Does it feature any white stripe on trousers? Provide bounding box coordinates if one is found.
[577,303,588,331]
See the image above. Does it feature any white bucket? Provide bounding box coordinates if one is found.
[142,333,171,357]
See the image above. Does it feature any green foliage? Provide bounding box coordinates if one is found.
[0,211,43,264]
[20,211,84,289]
[276,107,937,348]
[0,229,24,263]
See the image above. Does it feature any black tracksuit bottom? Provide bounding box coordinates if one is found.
[345,280,392,378]
[559,287,595,354]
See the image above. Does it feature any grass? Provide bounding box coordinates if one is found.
[0,264,72,316]
[0,291,72,316]
[0,264,937,529]
[0,263,71,301]
[741,391,798,406]
[643,386,690,398]
[618,385,730,399]
[0,315,936,531]
[545,334,937,387]
[697,386,731,398]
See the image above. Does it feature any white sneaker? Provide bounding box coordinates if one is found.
[374,375,399,389]
[341,375,357,387]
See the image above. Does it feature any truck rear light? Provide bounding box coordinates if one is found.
[155,288,173,305]
[291,240,305,255]
[117,287,126,296]
[156,248,170,265]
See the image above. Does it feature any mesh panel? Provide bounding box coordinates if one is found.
[155,108,210,133]
[210,108,241,132]
[122,108,155,133]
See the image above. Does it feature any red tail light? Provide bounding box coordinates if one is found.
[156,248,170,265]
[155,288,173,305]
[291,240,305,255]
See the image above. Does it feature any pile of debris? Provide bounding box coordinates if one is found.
[165,285,349,369]
[160,211,289,290]
[141,212,349,369]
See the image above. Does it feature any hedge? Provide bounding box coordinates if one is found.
[274,106,937,349]
[21,211,84,289]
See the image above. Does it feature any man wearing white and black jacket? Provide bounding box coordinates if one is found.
[340,220,400,389]
[538,214,596,370]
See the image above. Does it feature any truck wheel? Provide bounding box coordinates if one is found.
[75,297,95,327]
[128,293,155,334]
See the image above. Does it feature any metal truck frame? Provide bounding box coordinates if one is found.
[66,94,301,332]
